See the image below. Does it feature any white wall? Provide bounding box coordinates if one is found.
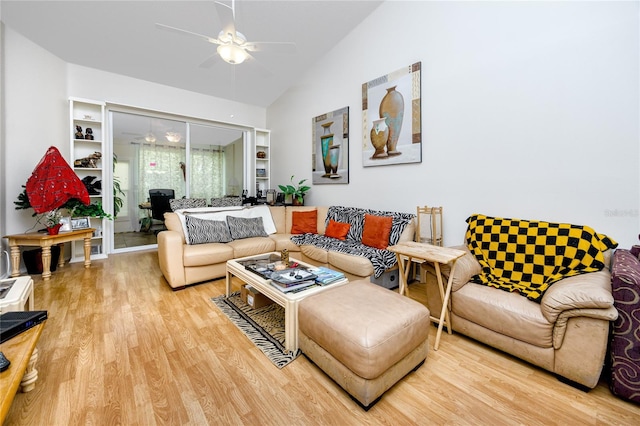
[66,65,266,129]
[2,26,68,238]
[1,27,267,242]
[268,1,639,248]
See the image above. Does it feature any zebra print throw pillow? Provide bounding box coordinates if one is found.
[227,216,268,240]
[170,198,207,211]
[211,197,243,207]
[185,215,232,244]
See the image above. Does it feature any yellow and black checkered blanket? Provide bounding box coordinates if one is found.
[465,214,618,302]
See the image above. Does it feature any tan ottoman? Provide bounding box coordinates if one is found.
[298,279,430,409]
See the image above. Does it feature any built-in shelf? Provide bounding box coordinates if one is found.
[69,98,108,262]
[253,130,270,196]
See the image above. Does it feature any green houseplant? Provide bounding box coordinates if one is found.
[278,175,310,205]
[113,154,125,218]
[14,186,113,220]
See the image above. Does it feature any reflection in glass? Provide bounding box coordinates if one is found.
[138,141,186,199]
[112,112,244,251]
[189,123,244,199]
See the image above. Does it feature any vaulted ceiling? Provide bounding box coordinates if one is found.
[1,0,382,107]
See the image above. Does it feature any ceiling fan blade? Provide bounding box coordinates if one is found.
[199,53,221,69]
[245,41,297,55]
[214,1,237,39]
[155,23,220,45]
[245,52,273,78]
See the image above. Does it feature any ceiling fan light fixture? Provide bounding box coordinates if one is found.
[217,43,248,65]
[165,132,182,143]
[145,132,157,143]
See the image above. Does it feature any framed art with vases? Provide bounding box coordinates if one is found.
[312,106,349,185]
[362,62,422,167]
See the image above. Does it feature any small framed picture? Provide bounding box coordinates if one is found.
[59,216,72,232]
[256,168,266,177]
[71,217,91,230]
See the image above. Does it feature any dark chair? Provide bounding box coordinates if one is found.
[149,189,175,233]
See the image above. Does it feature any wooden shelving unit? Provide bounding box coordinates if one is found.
[69,98,108,262]
[253,129,270,197]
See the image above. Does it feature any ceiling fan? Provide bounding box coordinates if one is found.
[156,0,296,67]
[122,120,182,144]
[124,131,183,143]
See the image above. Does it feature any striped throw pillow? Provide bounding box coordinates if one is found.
[227,216,267,240]
[185,216,232,244]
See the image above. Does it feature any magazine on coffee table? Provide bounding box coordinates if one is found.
[308,267,345,285]
[270,280,318,293]
[270,268,318,287]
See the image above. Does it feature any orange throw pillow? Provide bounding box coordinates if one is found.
[291,210,318,234]
[361,214,393,249]
[325,219,351,240]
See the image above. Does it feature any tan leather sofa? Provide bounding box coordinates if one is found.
[422,245,617,389]
[158,205,415,289]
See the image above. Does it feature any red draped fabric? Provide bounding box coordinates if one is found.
[25,146,90,213]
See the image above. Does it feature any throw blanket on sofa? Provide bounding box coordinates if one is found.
[291,206,415,278]
[465,214,618,302]
[290,234,398,279]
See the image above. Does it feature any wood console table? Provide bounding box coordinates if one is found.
[3,229,94,281]
[0,322,46,424]
[388,241,466,350]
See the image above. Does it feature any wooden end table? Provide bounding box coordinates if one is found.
[0,276,34,313]
[388,241,466,350]
[0,275,43,423]
[4,228,95,281]
[0,322,46,424]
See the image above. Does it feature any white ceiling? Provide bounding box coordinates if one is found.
[1,0,383,108]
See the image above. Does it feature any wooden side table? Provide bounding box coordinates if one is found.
[0,276,34,313]
[0,275,43,424]
[0,322,46,424]
[388,241,466,350]
[3,228,94,281]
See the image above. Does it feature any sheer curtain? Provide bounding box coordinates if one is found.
[138,143,225,203]
[189,146,225,199]
[138,143,186,202]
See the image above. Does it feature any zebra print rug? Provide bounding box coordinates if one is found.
[211,292,300,368]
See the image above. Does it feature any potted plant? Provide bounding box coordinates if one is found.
[43,209,63,235]
[278,175,310,205]
[15,186,113,220]
[62,199,113,220]
[113,154,125,218]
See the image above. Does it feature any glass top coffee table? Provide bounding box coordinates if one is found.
[226,252,348,353]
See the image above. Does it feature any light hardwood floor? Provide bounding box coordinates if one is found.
[5,250,640,425]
